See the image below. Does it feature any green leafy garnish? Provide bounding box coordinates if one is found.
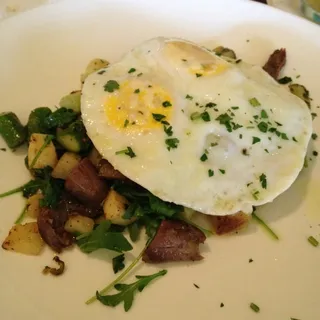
[259,173,267,189]
[260,110,268,119]
[152,114,166,122]
[252,137,261,144]
[77,221,133,253]
[128,222,141,242]
[195,73,202,78]
[185,94,193,100]
[165,138,179,150]
[200,153,208,162]
[124,119,129,128]
[252,212,279,240]
[308,236,319,247]
[278,76,292,84]
[201,111,211,122]
[250,303,260,313]
[208,169,214,177]
[219,169,225,174]
[163,125,173,137]
[104,80,120,92]
[249,97,261,107]
[162,101,172,108]
[96,270,167,312]
[113,254,125,274]
[115,147,136,158]
[128,68,136,73]
[44,108,77,129]
[134,89,140,94]
[205,102,217,108]
[231,106,239,110]
[252,190,260,200]
[257,121,268,133]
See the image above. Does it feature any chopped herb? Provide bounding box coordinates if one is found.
[196,73,203,78]
[275,121,283,126]
[219,169,225,174]
[190,112,201,120]
[249,258,253,263]
[163,125,173,136]
[313,151,318,156]
[200,153,208,162]
[250,303,260,313]
[231,106,239,110]
[269,127,277,133]
[201,111,211,122]
[97,70,106,75]
[0,148,6,152]
[216,113,232,132]
[281,133,289,140]
[165,138,179,150]
[96,269,167,312]
[249,97,261,107]
[252,212,279,240]
[137,73,143,77]
[264,149,269,153]
[252,137,261,144]
[115,147,136,158]
[162,101,172,108]
[253,115,259,120]
[112,254,125,274]
[259,173,267,189]
[312,133,318,140]
[220,303,224,308]
[152,113,166,122]
[232,123,242,130]
[104,80,120,92]
[252,190,260,200]
[208,169,214,177]
[312,113,317,120]
[128,68,136,73]
[185,94,193,100]
[278,76,292,84]
[193,283,200,289]
[134,89,140,94]
[257,122,268,133]
[123,119,129,128]
[292,137,298,142]
[205,102,217,108]
[308,236,319,247]
[260,110,268,119]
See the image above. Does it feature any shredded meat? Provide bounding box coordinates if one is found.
[97,159,126,180]
[37,207,74,253]
[65,158,109,208]
[263,48,286,79]
[143,220,206,263]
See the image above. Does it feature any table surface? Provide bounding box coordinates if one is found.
[0,0,302,22]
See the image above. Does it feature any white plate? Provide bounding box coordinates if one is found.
[0,0,320,319]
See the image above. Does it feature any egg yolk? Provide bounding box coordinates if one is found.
[104,80,172,133]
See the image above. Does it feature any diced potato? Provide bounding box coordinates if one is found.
[103,190,135,226]
[59,90,81,114]
[88,147,102,168]
[51,152,81,179]
[80,58,109,85]
[26,192,43,219]
[208,211,251,235]
[64,215,94,234]
[28,133,58,169]
[2,222,45,255]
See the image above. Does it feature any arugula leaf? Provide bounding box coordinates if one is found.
[113,254,125,274]
[127,222,141,242]
[77,220,133,253]
[44,107,77,129]
[96,270,167,311]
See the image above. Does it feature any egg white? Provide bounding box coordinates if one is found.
[81,37,312,216]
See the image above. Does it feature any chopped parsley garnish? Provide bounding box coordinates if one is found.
[308,236,319,247]
[185,94,193,100]
[219,169,225,174]
[281,133,289,140]
[252,137,261,144]
[123,119,129,128]
[249,97,261,107]
[196,73,203,78]
[253,115,259,120]
[292,137,298,142]
[269,127,276,133]
[200,153,208,162]
[112,254,125,274]
[208,169,214,177]
[137,73,143,77]
[313,151,318,156]
[278,76,292,84]
[250,303,260,313]
[312,133,318,140]
[162,101,172,108]
[134,89,140,94]
[257,122,268,133]
[152,113,166,122]
[97,70,106,75]
[201,111,211,122]
[264,149,269,153]
[205,102,217,108]
[128,68,136,73]
[104,80,120,92]
[252,190,260,200]
[260,110,268,119]
[163,125,173,136]
[259,173,267,189]
[115,147,136,158]
[216,113,232,132]
[165,138,179,150]
[231,106,239,110]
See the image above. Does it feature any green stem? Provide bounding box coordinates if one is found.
[15,204,28,224]
[29,135,54,169]
[0,185,24,198]
[252,212,279,240]
[86,238,151,305]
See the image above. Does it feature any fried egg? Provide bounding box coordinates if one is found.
[81,37,312,216]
